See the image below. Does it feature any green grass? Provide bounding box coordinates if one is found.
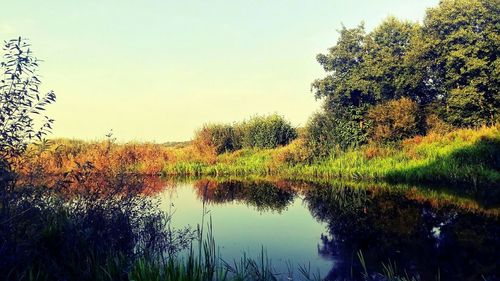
[162,126,500,195]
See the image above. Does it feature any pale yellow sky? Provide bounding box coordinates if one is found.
[1,0,439,142]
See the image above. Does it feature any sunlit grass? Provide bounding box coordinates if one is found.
[162,125,499,192]
[16,125,499,196]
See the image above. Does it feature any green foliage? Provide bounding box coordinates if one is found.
[419,0,500,126]
[304,112,339,158]
[386,135,500,198]
[164,126,500,197]
[192,115,297,155]
[363,17,423,103]
[312,17,421,106]
[446,85,493,126]
[0,38,56,161]
[310,18,420,150]
[238,114,297,149]
[310,0,499,155]
[305,106,368,157]
[312,24,372,107]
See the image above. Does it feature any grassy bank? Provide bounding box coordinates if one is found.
[163,126,499,191]
[16,126,499,194]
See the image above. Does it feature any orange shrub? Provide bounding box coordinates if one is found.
[16,140,178,176]
[367,97,419,143]
[271,139,310,165]
[192,123,240,157]
[362,145,393,160]
[402,135,423,147]
[426,114,454,134]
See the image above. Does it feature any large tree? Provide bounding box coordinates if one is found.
[363,17,422,103]
[311,18,423,148]
[313,18,422,108]
[419,0,499,126]
[309,0,499,154]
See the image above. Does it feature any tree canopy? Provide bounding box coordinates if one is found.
[308,0,499,154]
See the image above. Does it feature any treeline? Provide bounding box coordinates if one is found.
[195,0,499,159]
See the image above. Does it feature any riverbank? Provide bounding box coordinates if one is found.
[163,126,499,192]
[17,125,499,196]
[7,125,500,280]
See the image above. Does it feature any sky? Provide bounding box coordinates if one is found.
[1,0,439,142]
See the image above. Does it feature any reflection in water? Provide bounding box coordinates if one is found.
[161,178,499,281]
[19,172,498,280]
[128,175,500,280]
[305,185,499,280]
[193,179,296,213]
[48,173,489,281]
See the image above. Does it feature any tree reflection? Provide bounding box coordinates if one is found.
[304,184,499,281]
[65,175,496,281]
[193,178,296,213]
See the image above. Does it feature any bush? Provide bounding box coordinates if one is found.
[366,97,419,143]
[191,115,297,155]
[193,123,241,156]
[238,114,297,149]
[304,107,367,158]
[304,112,337,158]
[426,113,454,134]
[272,139,311,165]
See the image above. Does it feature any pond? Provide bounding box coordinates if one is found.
[155,177,499,281]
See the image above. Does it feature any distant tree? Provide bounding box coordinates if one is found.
[419,0,499,126]
[0,38,56,162]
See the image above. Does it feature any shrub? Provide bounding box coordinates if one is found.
[426,113,454,134]
[366,97,419,143]
[304,112,338,158]
[272,139,311,165]
[304,107,367,158]
[193,123,241,156]
[238,114,297,149]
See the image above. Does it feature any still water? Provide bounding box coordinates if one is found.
[156,178,499,281]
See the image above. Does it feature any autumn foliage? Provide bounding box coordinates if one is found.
[366,97,419,143]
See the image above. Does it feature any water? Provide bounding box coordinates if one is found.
[155,178,499,281]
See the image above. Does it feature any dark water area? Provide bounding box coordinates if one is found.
[157,177,499,281]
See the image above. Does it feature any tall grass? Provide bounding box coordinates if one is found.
[128,216,288,281]
[16,126,499,195]
[162,125,499,194]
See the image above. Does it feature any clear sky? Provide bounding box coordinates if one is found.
[1,0,439,142]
